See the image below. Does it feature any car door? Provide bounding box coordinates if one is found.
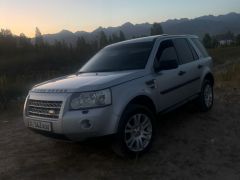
[173,38,202,96]
[153,39,189,111]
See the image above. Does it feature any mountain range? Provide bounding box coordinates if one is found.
[42,12,240,45]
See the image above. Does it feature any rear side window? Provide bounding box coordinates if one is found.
[191,38,209,58]
[187,40,199,60]
[174,38,195,64]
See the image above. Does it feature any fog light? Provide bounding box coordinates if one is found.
[81,119,92,129]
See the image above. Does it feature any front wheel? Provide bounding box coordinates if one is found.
[112,104,156,157]
[197,79,214,112]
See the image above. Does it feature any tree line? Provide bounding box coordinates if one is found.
[1,22,240,109]
[202,31,240,48]
[0,23,164,76]
[0,23,164,109]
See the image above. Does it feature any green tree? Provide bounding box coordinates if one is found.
[211,38,219,48]
[76,36,92,59]
[112,33,119,43]
[18,33,31,48]
[236,34,240,46]
[91,40,99,53]
[119,31,126,42]
[109,31,126,44]
[0,29,13,37]
[150,23,164,35]
[108,36,113,44]
[76,37,87,52]
[35,27,44,47]
[226,31,234,40]
[99,31,108,49]
[0,29,17,54]
[203,33,213,48]
[54,40,67,51]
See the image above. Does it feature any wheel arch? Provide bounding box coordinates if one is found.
[203,72,214,85]
[115,95,157,132]
[125,95,157,114]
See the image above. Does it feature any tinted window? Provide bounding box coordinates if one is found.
[155,40,178,63]
[79,41,154,72]
[191,38,209,58]
[174,38,195,64]
[187,40,199,60]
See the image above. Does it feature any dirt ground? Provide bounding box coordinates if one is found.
[1,60,240,179]
[0,88,239,180]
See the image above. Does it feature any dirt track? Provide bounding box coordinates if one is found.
[0,86,240,180]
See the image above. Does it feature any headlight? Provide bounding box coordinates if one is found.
[70,89,111,110]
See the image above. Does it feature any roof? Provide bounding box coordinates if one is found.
[107,34,199,47]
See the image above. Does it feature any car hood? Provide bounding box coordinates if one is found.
[31,70,146,93]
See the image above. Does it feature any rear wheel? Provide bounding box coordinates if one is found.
[112,104,156,157]
[197,79,214,112]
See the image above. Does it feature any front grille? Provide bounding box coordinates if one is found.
[27,99,63,119]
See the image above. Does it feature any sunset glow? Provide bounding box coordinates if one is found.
[0,0,240,37]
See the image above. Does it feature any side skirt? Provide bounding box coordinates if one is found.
[158,93,200,115]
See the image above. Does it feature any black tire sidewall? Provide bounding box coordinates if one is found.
[113,104,156,157]
[199,80,214,112]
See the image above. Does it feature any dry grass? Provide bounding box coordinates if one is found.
[214,60,240,89]
[0,46,240,180]
[209,46,240,65]
[207,46,240,90]
[0,75,8,109]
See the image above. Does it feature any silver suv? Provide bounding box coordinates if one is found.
[23,35,214,156]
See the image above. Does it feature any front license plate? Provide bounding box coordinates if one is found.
[28,120,51,132]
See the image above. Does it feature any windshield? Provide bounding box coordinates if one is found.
[79,41,154,73]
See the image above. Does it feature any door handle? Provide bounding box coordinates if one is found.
[178,71,186,76]
[198,65,203,69]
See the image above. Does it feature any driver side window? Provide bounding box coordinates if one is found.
[154,40,179,71]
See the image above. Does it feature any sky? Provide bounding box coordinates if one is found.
[0,0,240,37]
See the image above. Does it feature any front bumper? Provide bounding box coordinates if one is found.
[23,92,119,141]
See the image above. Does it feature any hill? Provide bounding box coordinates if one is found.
[41,12,240,45]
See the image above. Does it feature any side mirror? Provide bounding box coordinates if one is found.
[155,59,178,72]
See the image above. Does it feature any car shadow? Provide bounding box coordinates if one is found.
[52,102,200,159]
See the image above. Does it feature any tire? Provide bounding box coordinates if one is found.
[112,104,156,158]
[197,79,214,112]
